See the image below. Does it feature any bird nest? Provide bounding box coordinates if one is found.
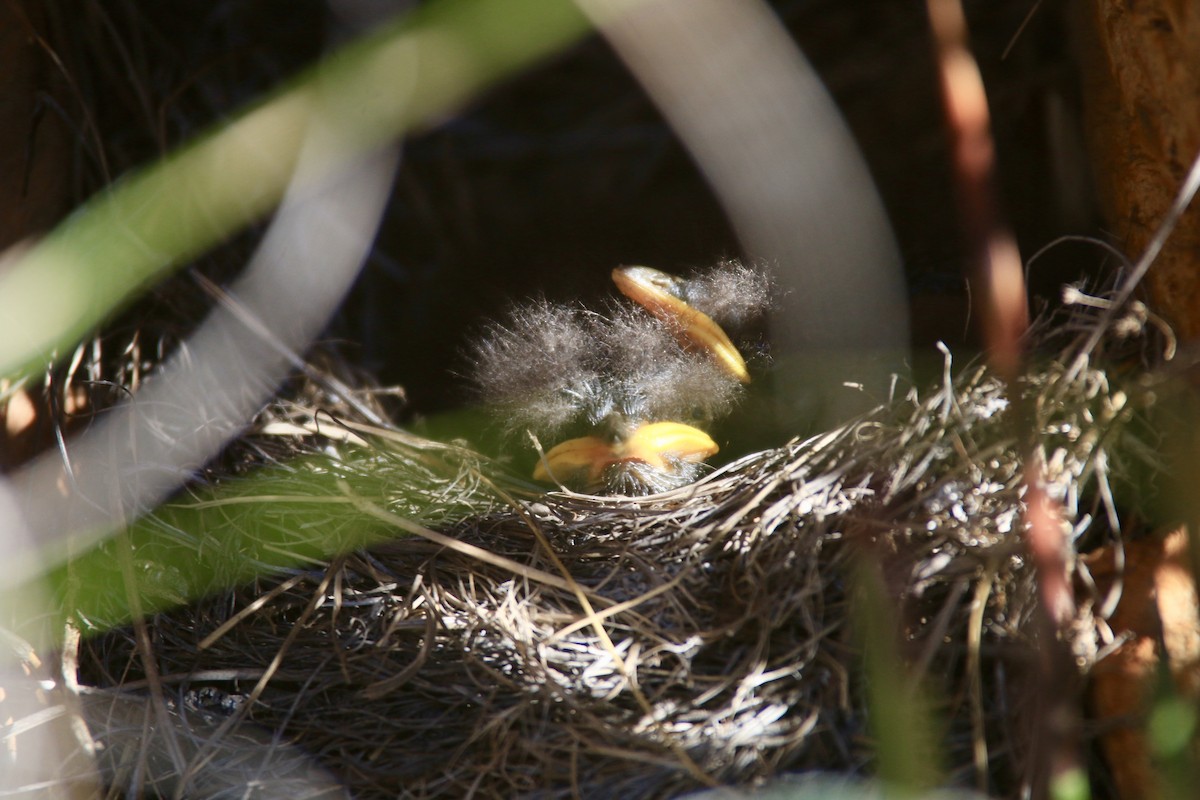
[75,308,1162,799]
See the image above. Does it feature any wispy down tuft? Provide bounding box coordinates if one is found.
[678,260,774,331]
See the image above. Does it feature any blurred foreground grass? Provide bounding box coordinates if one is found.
[0,0,589,636]
[0,0,591,381]
[47,438,504,635]
[6,1,1197,796]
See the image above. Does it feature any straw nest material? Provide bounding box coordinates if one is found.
[76,299,1164,799]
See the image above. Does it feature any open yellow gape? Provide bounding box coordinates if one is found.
[533,420,719,488]
[611,265,750,384]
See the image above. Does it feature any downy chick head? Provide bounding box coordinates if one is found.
[468,299,602,444]
[469,262,770,494]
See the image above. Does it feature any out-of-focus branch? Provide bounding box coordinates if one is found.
[578,0,911,428]
[925,2,1084,797]
[925,0,1027,381]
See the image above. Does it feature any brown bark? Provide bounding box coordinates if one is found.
[1087,528,1200,799]
[1075,0,1200,339]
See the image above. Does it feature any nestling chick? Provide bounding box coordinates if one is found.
[469,262,770,495]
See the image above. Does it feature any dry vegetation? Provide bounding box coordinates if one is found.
[3,1,1200,799]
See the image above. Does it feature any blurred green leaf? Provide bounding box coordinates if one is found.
[41,439,499,635]
[1150,695,1198,757]
[0,0,591,380]
[854,558,941,796]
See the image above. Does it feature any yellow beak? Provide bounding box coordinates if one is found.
[533,421,719,488]
[612,265,750,383]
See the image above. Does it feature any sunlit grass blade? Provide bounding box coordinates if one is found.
[39,437,504,637]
